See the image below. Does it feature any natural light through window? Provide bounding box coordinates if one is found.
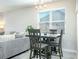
[37,8,65,33]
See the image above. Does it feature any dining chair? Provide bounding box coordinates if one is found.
[49,30,63,59]
[28,29,51,59]
[41,29,57,44]
[49,29,58,53]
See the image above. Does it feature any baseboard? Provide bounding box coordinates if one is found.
[62,48,77,58]
[6,49,30,59]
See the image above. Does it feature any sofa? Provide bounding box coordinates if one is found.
[0,35,30,59]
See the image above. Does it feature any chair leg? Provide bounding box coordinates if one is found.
[47,53,51,59]
[47,47,51,59]
[61,48,63,57]
[39,49,41,59]
[48,55,51,59]
[59,55,62,59]
[59,51,62,59]
[36,50,39,58]
[29,49,32,59]
[59,48,62,59]
[45,49,47,59]
[33,49,37,58]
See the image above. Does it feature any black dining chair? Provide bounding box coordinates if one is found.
[42,29,57,44]
[49,29,58,53]
[49,30,63,59]
[28,29,51,59]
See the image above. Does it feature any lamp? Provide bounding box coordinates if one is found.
[0,25,5,35]
[0,20,5,35]
[0,20,5,28]
[0,25,4,28]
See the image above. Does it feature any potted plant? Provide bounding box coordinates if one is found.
[25,25,34,34]
[26,25,33,31]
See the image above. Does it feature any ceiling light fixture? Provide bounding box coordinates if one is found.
[34,0,47,10]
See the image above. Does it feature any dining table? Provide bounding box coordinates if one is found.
[25,33,61,45]
[26,33,60,39]
[26,33,61,57]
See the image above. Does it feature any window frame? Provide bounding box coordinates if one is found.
[37,7,65,31]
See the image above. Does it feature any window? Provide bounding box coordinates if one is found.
[38,8,65,33]
[39,11,49,22]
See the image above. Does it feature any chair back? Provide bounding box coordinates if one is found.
[28,29,41,49]
[49,29,57,34]
[59,30,63,46]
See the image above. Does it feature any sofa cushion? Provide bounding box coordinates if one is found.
[0,34,15,41]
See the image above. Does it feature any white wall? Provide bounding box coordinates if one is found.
[5,7,37,32]
[4,0,77,53]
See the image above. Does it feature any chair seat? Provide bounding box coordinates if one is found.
[34,43,48,49]
[50,41,59,46]
[41,43,48,48]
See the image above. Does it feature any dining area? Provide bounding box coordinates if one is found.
[25,28,63,59]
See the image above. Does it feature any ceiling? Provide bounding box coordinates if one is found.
[0,0,62,12]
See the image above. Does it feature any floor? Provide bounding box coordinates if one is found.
[12,51,77,59]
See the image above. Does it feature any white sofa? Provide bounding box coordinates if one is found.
[0,36,30,59]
